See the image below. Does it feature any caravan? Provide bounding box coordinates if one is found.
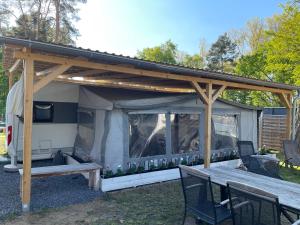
[6,80,260,173]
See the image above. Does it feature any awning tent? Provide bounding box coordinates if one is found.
[0,36,299,211]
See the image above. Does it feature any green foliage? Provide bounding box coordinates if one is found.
[136,166,145,173]
[180,159,187,165]
[104,170,114,178]
[167,161,175,168]
[0,50,6,120]
[263,3,300,85]
[225,51,280,106]
[182,54,204,69]
[206,33,239,72]
[115,168,124,177]
[137,40,177,64]
[137,40,204,69]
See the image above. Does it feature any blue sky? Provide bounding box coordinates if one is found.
[76,0,285,56]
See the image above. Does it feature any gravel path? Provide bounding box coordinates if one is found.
[0,160,103,220]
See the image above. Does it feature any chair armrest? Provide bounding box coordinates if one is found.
[220,197,240,206]
[185,183,203,190]
[233,200,253,211]
[220,199,230,206]
[292,219,300,225]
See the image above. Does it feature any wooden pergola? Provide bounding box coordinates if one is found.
[1,37,298,212]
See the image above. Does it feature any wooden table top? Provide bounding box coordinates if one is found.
[199,166,300,211]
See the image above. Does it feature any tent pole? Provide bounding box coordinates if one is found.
[22,57,34,212]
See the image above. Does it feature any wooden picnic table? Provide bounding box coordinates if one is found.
[199,166,300,221]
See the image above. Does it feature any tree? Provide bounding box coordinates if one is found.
[263,2,300,85]
[137,40,177,64]
[53,0,87,44]
[224,51,280,107]
[0,50,7,119]
[182,54,204,69]
[206,33,239,72]
[0,0,87,44]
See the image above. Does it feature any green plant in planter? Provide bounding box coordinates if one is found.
[259,145,268,155]
[115,168,124,177]
[168,161,175,168]
[160,163,167,170]
[126,166,137,175]
[105,170,114,178]
[137,166,145,173]
[149,165,157,171]
[197,158,204,165]
[180,159,188,165]
[229,151,237,160]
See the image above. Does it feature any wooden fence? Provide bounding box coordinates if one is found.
[260,114,287,151]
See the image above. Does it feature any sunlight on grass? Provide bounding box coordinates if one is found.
[0,133,7,155]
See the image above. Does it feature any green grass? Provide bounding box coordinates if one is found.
[0,132,6,155]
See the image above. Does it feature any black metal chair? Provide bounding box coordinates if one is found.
[179,165,231,225]
[227,181,281,225]
[237,141,282,179]
[283,140,300,168]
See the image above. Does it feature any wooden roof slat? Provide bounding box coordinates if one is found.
[14,51,294,95]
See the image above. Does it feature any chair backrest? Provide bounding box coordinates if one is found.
[179,165,217,223]
[237,141,255,158]
[283,140,300,165]
[227,181,281,225]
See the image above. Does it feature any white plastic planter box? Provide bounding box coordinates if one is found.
[101,159,242,192]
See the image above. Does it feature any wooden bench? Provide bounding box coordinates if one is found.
[19,163,102,193]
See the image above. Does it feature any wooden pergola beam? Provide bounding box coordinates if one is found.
[56,77,194,93]
[191,81,208,104]
[8,59,22,90]
[33,65,71,93]
[57,69,107,78]
[14,51,293,95]
[212,85,226,102]
[8,59,21,73]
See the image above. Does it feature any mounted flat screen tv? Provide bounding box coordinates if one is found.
[33,102,54,122]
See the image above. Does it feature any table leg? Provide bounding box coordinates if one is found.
[88,171,94,189]
[94,169,100,191]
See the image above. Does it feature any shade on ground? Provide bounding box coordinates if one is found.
[0,160,102,220]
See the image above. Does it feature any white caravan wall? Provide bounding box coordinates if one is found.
[14,82,79,160]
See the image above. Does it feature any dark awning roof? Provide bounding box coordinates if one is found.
[0,36,299,92]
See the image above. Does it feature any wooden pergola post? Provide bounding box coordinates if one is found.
[204,83,213,168]
[8,72,13,90]
[286,94,292,140]
[22,57,34,212]
[192,82,226,168]
[277,93,293,140]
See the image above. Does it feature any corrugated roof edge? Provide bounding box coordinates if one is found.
[0,36,299,91]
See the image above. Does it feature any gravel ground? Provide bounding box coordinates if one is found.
[0,160,103,220]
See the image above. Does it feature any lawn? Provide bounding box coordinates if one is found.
[2,165,300,225]
[0,133,7,155]
[1,151,300,225]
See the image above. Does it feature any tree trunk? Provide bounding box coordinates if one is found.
[54,0,61,43]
